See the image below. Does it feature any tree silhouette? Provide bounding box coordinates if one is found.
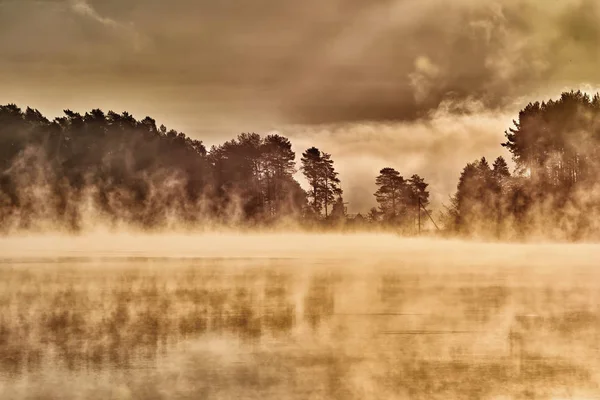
[492,156,510,178]
[491,156,511,237]
[300,147,342,219]
[374,168,432,231]
[407,174,430,224]
[374,168,406,223]
[503,90,600,189]
[20,90,600,238]
[451,158,495,235]
[261,134,304,219]
[330,197,346,222]
[0,106,308,231]
[321,152,342,218]
[300,147,324,216]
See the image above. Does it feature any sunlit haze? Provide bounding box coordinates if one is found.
[2,0,600,398]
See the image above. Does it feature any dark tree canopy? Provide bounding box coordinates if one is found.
[503,90,600,188]
[300,147,324,216]
[492,156,510,178]
[12,90,600,239]
[446,91,600,239]
[374,168,431,231]
[0,105,307,232]
[300,147,342,219]
[374,167,405,219]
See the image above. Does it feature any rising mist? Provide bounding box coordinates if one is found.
[2,0,600,398]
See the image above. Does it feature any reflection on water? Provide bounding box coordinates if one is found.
[1,256,600,399]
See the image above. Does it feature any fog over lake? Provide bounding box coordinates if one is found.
[1,234,599,399]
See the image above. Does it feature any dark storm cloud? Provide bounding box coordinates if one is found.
[1,0,599,125]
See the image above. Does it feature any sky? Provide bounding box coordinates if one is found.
[1,0,599,212]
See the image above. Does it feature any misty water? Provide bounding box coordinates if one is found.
[1,235,600,399]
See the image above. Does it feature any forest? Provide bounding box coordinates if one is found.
[1,90,600,239]
[445,91,600,240]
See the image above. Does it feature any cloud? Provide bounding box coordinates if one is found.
[3,0,600,124]
[69,0,145,51]
[284,100,514,212]
[70,0,118,27]
[409,56,442,103]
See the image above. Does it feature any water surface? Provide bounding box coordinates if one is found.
[1,237,599,399]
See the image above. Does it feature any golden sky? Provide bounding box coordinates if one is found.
[1,0,599,212]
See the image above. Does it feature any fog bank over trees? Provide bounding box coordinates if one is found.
[3,90,600,239]
[444,91,600,240]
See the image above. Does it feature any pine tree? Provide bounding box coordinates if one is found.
[321,152,341,217]
[300,147,342,218]
[374,168,406,221]
[492,156,510,178]
[300,147,324,215]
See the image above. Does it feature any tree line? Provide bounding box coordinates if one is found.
[0,104,431,232]
[3,90,600,238]
[444,90,600,240]
[0,105,302,231]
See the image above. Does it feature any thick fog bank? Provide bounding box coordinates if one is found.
[1,233,598,268]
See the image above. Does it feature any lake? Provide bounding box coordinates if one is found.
[1,234,599,399]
